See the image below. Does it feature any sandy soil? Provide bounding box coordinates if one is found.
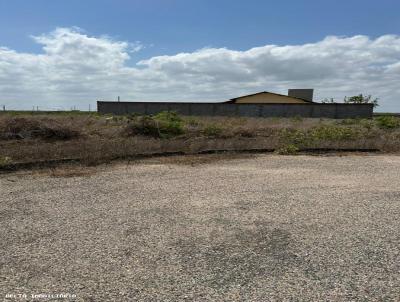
[1,154,399,301]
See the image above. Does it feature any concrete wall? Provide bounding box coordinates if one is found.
[97,102,373,119]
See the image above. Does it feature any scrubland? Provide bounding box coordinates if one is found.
[1,111,399,168]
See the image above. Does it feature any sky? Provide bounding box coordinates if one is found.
[0,0,399,111]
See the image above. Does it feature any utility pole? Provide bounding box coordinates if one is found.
[89,104,91,112]
[2,105,5,111]
[118,96,120,102]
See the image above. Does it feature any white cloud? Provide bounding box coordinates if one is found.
[0,27,399,111]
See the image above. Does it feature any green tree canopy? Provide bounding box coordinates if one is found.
[344,94,379,107]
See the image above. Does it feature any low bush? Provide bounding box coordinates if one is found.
[359,119,375,129]
[279,125,359,150]
[112,116,126,122]
[291,116,303,122]
[0,156,12,167]
[375,116,400,129]
[310,125,359,141]
[125,116,161,138]
[154,111,182,123]
[339,118,374,129]
[155,111,185,137]
[235,128,256,137]
[124,111,184,138]
[0,117,80,140]
[340,118,360,125]
[39,124,81,140]
[203,124,223,137]
[279,129,311,147]
[275,144,299,155]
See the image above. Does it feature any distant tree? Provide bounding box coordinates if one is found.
[321,98,335,103]
[344,94,379,108]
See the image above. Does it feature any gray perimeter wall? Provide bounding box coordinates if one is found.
[97,102,373,119]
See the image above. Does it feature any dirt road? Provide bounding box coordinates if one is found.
[1,154,399,301]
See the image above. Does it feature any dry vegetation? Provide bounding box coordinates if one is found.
[0,111,399,168]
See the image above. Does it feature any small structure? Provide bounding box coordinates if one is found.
[229,89,314,104]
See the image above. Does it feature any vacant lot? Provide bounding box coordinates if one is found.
[1,154,400,301]
[1,112,400,167]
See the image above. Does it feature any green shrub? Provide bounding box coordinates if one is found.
[344,94,379,108]
[291,116,303,122]
[125,116,159,138]
[359,119,375,130]
[203,124,223,137]
[279,125,359,150]
[125,111,184,138]
[279,128,311,147]
[275,144,299,155]
[339,118,374,129]
[309,125,358,141]
[0,156,12,167]
[375,116,400,129]
[154,111,184,137]
[154,111,180,122]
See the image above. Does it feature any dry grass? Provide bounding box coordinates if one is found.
[0,116,81,140]
[0,112,399,168]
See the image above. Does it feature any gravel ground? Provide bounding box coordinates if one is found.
[1,154,400,301]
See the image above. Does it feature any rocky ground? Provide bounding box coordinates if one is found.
[1,154,399,301]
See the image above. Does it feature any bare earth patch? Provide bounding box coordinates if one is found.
[0,154,399,301]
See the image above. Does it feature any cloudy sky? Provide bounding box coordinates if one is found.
[0,0,399,111]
